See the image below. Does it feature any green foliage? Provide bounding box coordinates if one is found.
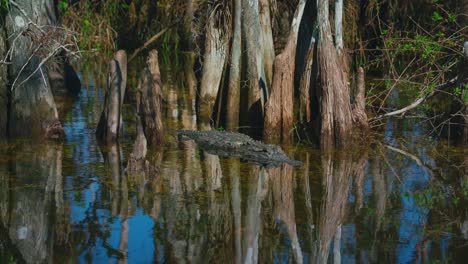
[366,0,464,115]
[0,0,9,13]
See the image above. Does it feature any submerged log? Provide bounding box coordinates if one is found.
[177,130,303,167]
[96,50,127,143]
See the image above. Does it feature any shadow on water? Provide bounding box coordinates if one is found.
[0,60,467,263]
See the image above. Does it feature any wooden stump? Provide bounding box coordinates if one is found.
[136,50,164,147]
[96,50,127,143]
[352,67,368,130]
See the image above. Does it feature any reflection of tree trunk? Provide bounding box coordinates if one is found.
[118,218,129,264]
[227,159,242,264]
[298,152,315,260]
[353,148,368,212]
[243,166,266,264]
[101,144,124,217]
[316,152,352,263]
[270,164,303,263]
[370,154,386,230]
[8,143,65,263]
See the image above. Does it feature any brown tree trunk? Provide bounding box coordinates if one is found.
[199,11,229,121]
[141,50,164,147]
[96,51,127,143]
[263,0,306,142]
[352,67,368,129]
[316,151,352,263]
[316,0,354,149]
[226,0,242,131]
[299,41,315,123]
[270,164,304,263]
[6,0,65,139]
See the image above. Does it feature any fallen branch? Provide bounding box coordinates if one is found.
[370,77,458,121]
[128,25,174,62]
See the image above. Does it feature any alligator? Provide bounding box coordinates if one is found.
[177,130,303,167]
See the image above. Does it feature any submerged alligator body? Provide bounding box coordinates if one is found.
[177,130,303,167]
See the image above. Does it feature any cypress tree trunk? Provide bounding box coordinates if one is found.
[226,0,242,131]
[199,11,229,121]
[263,0,306,142]
[315,0,354,149]
[6,0,65,139]
[259,0,275,88]
[242,0,268,130]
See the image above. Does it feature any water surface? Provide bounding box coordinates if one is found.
[0,67,467,264]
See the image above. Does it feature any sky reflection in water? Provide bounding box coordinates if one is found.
[0,76,467,264]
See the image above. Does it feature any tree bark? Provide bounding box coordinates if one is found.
[334,0,344,52]
[270,164,304,263]
[96,51,127,143]
[142,50,164,147]
[6,0,65,139]
[199,12,229,121]
[352,67,368,129]
[259,0,275,88]
[299,40,315,123]
[226,0,242,131]
[263,0,306,142]
[316,0,354,149]
[242,0,268,129]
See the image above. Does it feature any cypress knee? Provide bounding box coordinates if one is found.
[137,50,164,147]
[96,50,127,143]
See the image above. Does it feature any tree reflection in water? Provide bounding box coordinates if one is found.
[0,78,467,263]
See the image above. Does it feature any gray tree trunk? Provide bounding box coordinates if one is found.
[96,51,127,143]
[259,0,275,88]
[5,0,66,139]
[199,11,229,121]
[242,0,268,128]
[226,0,242,130]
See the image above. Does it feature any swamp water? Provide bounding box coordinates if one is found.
[0,64,467,264]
